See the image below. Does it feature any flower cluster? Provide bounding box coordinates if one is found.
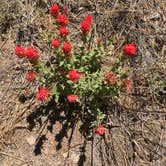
[49,4,59,17]
[25,47,39,63]
[94,125,106,135]
[57,14,69,26]
[14,2,137,137]
[104,72,116,85]
[36,87,50,101]
[67,94,78,103]
[68,70,82,83]
[49,4,72,56]
[123,44,136,56]
[80,15,92,34]
[62,42,72,56]
[52,39,60,48]
[26,72,36,81]
[59,27,69,37]
[122,78,132,92]
[15,46,25,58]
[15,46,39,63]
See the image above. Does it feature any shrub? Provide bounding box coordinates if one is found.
[14,3,136,136]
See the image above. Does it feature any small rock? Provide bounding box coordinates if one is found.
[26,135,36,146]
[71,152,80,163]
[63,152,68,158]
[150,13,161,21]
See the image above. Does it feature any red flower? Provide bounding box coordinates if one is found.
[122,78,132,92]
[57,14,69,26]
[80,15,92,34]
[59,27,69,37]
[84,15,92,23]
[68,69,82,83]
[52,39,60,48]
[62,42,72,55]
[104,72,116,85]
[94,125,106,135]
[25,47,39,63]
[67,94,78,103]
[14,46,25,58]
[123,44,136,56]
[26,71,36,81]
[36,87,50,101]
[80,21,91,33]
[50,4,60,17]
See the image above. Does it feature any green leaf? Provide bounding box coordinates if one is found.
[59,61,64,67]
[51,86,57,95]
[51,86,60,103]
[67,80,73,85]
[54,94,59,103]
[121,73,128,79]
[114,60,120,68]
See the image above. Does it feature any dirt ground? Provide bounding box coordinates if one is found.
[0,0,166,166]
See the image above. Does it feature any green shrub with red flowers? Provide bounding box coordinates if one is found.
[14,3,136,136]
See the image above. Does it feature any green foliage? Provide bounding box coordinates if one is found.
[15,9,132,128]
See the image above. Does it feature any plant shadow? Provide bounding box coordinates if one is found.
[26,97,91,160]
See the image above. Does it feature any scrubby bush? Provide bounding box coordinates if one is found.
[14,3,136,135]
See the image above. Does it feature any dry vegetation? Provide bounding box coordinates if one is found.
[0,0,165,165]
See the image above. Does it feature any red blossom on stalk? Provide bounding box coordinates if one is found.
[14,46,25,58]
[36,87,50,101]
[57,14,69,26]
[94,125,106,135]
[104,72,116,85]
[26,71,36,81]
[68,69,82,83]
[122,78,132,92]
[52,38,60,48]
[62,42,72,56]
[84,15,92,23]
[24,47,39,63]
[49,4,60,17]
[67,94,78,103]
[81,21,91,33]
[59,27,69,37]
[123,44,136,56]
[80,15,92,34]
